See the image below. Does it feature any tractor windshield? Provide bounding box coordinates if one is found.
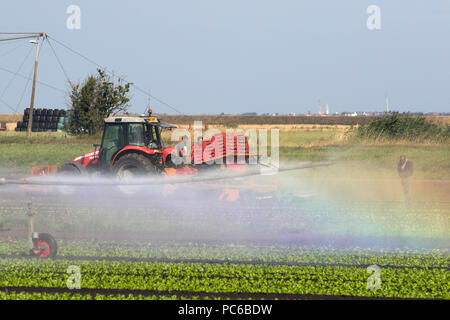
[128,123,145,146]
[145,123,162,149]
[127,123,162,149]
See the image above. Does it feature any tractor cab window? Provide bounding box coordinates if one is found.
[101,123,125,164]
[145,124,161,149]
[128,123,145,147]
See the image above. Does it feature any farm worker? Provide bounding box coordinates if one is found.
[193,137,203,164]
[176,135,189,157]
[195,136,203,148]
[172,135,189,166]
[397,155,413,202]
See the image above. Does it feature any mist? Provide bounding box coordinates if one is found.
[1,162,447,254]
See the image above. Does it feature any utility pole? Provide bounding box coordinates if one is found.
[27,34,45,137]
[0,33,47,137]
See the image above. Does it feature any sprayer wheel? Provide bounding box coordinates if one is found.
[30,233,57,259]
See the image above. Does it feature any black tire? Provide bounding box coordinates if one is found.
[58,163,83,175]
[56,163,86,195]
[30,233,57,258]
[113,153,158,178]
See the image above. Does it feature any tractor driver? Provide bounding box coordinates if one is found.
[129,124,144,146]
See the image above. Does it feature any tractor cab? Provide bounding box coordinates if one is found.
[98,116,164,169]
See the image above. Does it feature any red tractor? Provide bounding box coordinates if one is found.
[58,112,251,178]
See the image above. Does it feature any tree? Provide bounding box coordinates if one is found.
[67,69,132,135]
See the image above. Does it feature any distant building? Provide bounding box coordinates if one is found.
[342,112,358,117]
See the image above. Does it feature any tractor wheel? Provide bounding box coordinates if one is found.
[113,153,158,178]
[113,154,157,195]
[58,163,82,175]
[30,233,57,259]
[57,163,84,195]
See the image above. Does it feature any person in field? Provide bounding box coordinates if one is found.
[176,135,189,157]
[397,155,413,202]
[172,135,189,166]
[193,137,203,164]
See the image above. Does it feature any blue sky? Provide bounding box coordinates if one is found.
[0,1,449,115]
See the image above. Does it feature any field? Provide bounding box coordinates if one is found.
[0,193,448,300]
[0,244,448,300]
[0,118,449,300]
[0,127,449,179]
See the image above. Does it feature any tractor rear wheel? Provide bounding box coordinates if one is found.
[113,153,158,178]
[113,153,158,195]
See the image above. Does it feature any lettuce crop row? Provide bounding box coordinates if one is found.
[0,239,447,269]
[0,258,447,299]
[0,291,191,300]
